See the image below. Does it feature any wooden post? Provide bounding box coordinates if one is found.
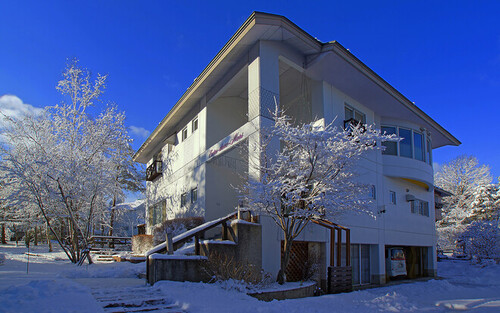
[195,235,200,255]
[346,229,351,266]
[330,228,335,267]
[222,222,228,240]
[336,228,342,267]
[166,232,174,255]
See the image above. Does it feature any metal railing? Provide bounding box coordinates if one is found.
[146,160,162,181]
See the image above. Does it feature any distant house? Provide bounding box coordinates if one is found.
[134,12,460,286]
[110,200,145,237]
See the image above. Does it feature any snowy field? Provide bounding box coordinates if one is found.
[0,243,499,313]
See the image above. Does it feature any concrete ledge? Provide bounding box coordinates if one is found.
[147,254,210,285]
[248,282,316,302]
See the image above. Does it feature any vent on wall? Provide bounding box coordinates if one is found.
[406,194,416,202]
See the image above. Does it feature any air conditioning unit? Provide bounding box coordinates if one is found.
[406,194,416,202]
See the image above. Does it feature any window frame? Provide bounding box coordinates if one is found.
[181,127,188,142]
[389,191,397,204]
[181,193,188,207]
[192,117,198,133]
[191,188,197,203]
[381,126,398,156]
[380,125,431,163]
[410,199,430,217]
[344,104,366,124]
[370,185,376,200]
[413,131,424,161]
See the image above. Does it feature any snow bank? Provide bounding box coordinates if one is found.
[59,262,145,279]
[149,254,207,260]
[1,279,103,313]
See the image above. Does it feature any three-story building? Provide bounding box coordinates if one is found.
[133,12,460,285]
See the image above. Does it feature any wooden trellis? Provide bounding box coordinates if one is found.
[281,241,309,282]
[311,219,352,293]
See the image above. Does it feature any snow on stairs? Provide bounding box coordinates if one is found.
[91,249,117,263]
[92,285,185,313]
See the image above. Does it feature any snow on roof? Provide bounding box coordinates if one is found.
[111,199,146,212]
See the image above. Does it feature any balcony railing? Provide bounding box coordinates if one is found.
[146,160,162,181]
[343,118,365,132]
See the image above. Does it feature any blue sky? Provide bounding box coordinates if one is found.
[1,1,499,179]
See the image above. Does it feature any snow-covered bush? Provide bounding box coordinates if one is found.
[202,251,274,291]
[152,217,204,245]
[131,234,153,255]
[0,253,5,265]
[459,220,500,263]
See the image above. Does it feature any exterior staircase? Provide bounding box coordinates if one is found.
[145,210,262,285]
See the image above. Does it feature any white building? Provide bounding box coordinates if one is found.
[133,12,460,286]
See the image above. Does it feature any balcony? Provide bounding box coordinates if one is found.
[146,160,162,181]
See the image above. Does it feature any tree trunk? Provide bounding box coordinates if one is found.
[46,220,53,252]
[109,196,116,248]
[277,236,293,284]
[14,224,18,246]
[34,226,38,246]
[1,223,6,244]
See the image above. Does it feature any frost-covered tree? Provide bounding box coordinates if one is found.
[108,146,146,236]
[242,109,397,284]
[435,155,492,226]
[468,182,499,223]
[0,59,136,264]
[459,220,500,262]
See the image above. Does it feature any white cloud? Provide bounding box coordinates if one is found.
[129,125,151,139]
[0,94,43,122]
[433,162,441,173]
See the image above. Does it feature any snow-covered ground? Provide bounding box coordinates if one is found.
[1,242,499,313]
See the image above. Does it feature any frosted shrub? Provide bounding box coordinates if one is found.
[459,220,500,263]
[152,217,204,245]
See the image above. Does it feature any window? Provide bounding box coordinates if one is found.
[411,200,418,214]
[370,185,376,199]
[192,118,198,132]
[149,200,166,226]
[351,244,371,285]
[191,188,197,203]
[420,201,429,216]
[411,199,429,217]
[390,191,397,204]
[381,126,397,155]
[381,125,430,163]
[182,128,188,141]
[414,132,424,161]
[344,105,366,124]
[181,193,188,207]
[399,128,413,158]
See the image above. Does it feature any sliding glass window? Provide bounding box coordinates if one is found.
[399,128,413,158]
[414,132,424,161]
[381,126,397,155]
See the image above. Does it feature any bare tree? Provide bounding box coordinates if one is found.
[241,109,396,284]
